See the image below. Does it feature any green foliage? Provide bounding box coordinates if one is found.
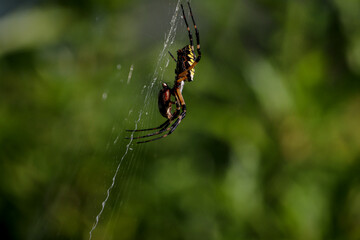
[1,0,360,239]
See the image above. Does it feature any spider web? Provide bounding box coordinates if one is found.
[88,1,182,239]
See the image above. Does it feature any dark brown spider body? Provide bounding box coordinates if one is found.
[126,2,201,143]
[158,83,173,119]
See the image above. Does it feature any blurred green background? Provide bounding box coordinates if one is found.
[1,0,360,239]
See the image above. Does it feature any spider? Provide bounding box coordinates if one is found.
[126,1,201,144]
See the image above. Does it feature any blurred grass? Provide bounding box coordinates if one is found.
[1,0,360,239]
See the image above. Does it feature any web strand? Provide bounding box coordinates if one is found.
[88,1,181,238]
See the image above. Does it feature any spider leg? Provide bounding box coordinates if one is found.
[176,1,202,83]
[126,119,170,132]
[136,92,184,144]
[168,51,177,62]
[136,110,186,144]
[187,1,201,59]
[181,3,193,49]
[171,95,181,119]
[172,87,187,129]
[177,65,197,82]
[136,118,181,144]
[129,94,181,142]
[176,2,201,84]
[125,121,171,140]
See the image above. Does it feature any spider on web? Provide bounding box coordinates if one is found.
[126,1,201,144]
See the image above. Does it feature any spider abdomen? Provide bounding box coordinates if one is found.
[185,45,196,81]
[177,45,196,82]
